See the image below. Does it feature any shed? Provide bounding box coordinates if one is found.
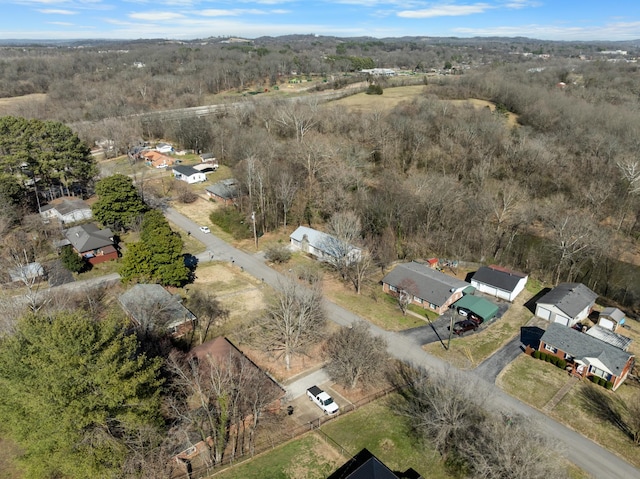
[454,295,499,321]
[598,307,626,332]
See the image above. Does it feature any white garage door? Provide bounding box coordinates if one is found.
[536,306,551,321]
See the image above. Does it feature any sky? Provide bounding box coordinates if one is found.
[1,0,639,41]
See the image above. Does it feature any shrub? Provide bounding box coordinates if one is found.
[544,354,552,363]
[532,351,541,360]
[605,381,614,390]
[590,375,598,383]
[557,359,567,370]
[366,84,383,95]
[550,356,558,366]
[60,245,86,273]
[209,208,252,240]
[264,243,292,264]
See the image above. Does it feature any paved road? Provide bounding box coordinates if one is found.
[284,368,331,400]
[164,208,639,479]
[473,335,524,383]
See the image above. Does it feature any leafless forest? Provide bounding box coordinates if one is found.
[1,35,639,311]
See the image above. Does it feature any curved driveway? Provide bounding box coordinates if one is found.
[165,207,639,479]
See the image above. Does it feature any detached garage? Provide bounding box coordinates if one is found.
[471,265,528,302]
[454,295,499,322]
[535,283,597,327]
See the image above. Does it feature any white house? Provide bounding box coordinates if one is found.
[172,165,206,184]
[155,142,174,154]
[470,265,528,302]
[535,283,598,327]
[39,198,93,225]
[598,307,626,332]
[290,226,361,264]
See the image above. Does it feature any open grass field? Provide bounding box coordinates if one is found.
[329,85,427,113]
[0,93,46,116]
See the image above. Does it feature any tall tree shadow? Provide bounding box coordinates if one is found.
[579,383,630,439]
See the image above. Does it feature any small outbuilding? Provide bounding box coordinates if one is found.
[40,198,93,225]
[598,307,626,332]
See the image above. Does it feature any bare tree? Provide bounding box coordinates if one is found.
[397,278,418,316]
[275,171,298,229]
[186,289,230,345]
[257,277,326,370]
[323,321,388,389]
[322,210,363,282]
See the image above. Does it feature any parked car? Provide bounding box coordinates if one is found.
[468,313,483,325]
[199,226,211,234]
[451,320,478,336]
[457,307,470,317]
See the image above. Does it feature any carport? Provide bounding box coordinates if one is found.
[454,295,499,321]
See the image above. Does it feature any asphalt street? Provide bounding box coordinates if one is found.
[153,208,640,478]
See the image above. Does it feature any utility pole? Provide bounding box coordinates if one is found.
[252,211,258,250]
[447,311,454,351]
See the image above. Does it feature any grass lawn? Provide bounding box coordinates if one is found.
[423,290,535,369]
[212,434,342,479]
[320,398,450,479]
[330,85,427,113]
[552,381,640,469]
[0,435,23,479]
[497,355,569,409]
[327,284,426,331]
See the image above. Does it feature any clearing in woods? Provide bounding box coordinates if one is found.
[331,85,519,127]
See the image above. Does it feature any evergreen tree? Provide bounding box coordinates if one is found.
[0,312,163,478]
[120,209,189,286]
[59,245,85,273]
[92,174,147,231]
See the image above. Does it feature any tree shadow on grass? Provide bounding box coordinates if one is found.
[579,383,630,439]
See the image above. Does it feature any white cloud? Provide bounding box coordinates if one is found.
[398,3,493,19]
[38,8,77,14]
[502,0,541,9]
[128,11,185,21]
[453,20,640,40]
[48,21,74,25]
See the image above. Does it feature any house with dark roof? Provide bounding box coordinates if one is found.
[328,448,422,479]
[381,261,470,315]
[289,226,361,264]
[172,165,206,184]
[535,283,598,327]
[205,178,240,205]
[40,198,93,225]
[470,265,528,302]
[61,223,117,265]
[118,284,196,337]
[539,323,634,391]
[598,307,626,332]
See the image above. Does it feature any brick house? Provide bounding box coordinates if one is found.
[539,323,635,391]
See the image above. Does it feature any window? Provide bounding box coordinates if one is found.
[429,303,437,310]
[414,296,422,304]
[589,366,611,381]
[564,353,573,361]
[389,285,398,292]
[544,344,557,354]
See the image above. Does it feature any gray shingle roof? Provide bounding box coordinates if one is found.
[382,262,469,308]
[54,199,91,216]
[64,223,114,253]
[205,178,239,200]
[600,307,626,323]
[541,323,633,376]
[119,284,196,330]
[537,283,598,318]
[472,265,527,293]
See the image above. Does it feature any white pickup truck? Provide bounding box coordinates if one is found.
[306,385,339,415]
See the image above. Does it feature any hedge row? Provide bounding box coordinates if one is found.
[590,375,614,390]
[532,350,567,370]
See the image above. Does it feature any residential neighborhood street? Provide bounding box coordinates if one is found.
[74,206,638,479]
[163,207,640,478]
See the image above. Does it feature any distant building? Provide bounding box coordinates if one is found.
[40,198,93,225]
[360,68,396,76]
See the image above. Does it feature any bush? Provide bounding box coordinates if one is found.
[532,351,541,360]
[605,381,614,390]
[557,359,567,370]
[590,375,598,383]
[550,356,558,366]
[209,207,252,240]
[366,84,383,95]
[544,354,552,363]
[60,245,86,273]
[264,243,292,264]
